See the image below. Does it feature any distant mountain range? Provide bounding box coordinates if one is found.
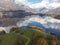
[45,7,60,19]
[0,0,37,13]
[0,0,60,27]
[34,7,54,13]
[0,0,60,16]
[0,0,39,26]
[46,8,60,15]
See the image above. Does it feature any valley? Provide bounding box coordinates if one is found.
[0,0,60,45]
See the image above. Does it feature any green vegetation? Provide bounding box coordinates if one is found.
[0,33,17,45]
[0,27,59,45]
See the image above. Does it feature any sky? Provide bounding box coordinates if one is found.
[28,0,42,4]
[15,0,60,9]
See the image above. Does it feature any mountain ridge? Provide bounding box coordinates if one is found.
[46,7,60,17]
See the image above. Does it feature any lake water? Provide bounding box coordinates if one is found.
[17,16,60,36]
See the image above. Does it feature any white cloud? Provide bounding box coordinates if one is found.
[15,0,30,5]
[29,0,60,9]
[29,1,49,8]
[49,3,60,8]
[15,0,60,9]
[15,0,26,3]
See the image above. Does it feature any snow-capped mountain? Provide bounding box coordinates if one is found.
[46,7,60,17]
[0,0,37,13]
[16,16,60,36]
[15,0,60,13]
[35,7,54,13]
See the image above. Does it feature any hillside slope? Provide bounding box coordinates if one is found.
[0,28,59,45]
